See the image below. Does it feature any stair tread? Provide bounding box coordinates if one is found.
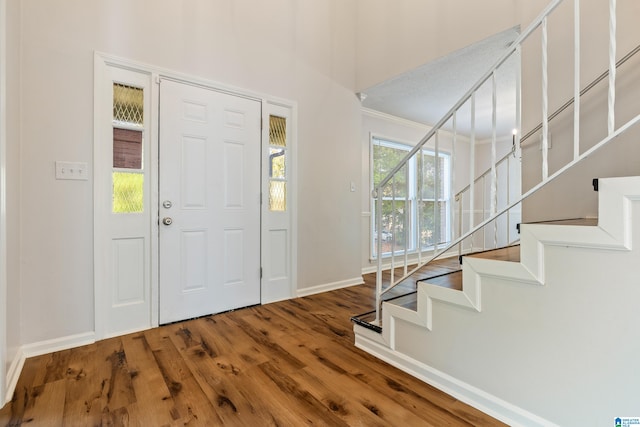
[466,245,520,262]
[353,220,595,330]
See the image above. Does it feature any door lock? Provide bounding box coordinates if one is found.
[162,217,173,226]
[162,200,173,209]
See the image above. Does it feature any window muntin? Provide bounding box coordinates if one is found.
[372,137,451,258]
[112,83,144,213]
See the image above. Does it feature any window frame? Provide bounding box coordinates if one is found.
[370,135,452,259]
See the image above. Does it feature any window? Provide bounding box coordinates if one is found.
[268,115,287,211]
[371,137,451,258]
[112,83,144,213]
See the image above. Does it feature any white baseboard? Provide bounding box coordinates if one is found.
[21,331,96,358]
[297,276,363,298]
[4,331,96,405]
[354,327,558,427]
[5,346,25,405]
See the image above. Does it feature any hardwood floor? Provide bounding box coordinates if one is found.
[0,276,507,426]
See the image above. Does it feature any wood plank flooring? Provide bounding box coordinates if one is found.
[0,277,507,426]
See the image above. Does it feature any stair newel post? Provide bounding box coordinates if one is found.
[491,72,498,249]
[608,0,616,135]
[404,161,409,277]
[573,0,581,160]
[480,170,486,250]
[452,112,459,258]
[515,43,522,246]
[417,147,423,266]
[469,93,476,252]
[375,186,383,324]
[435,131,440,255]
[506,155,511,244]
[515,44,522,164]
[541,16,549,180]
[390,175,396,287]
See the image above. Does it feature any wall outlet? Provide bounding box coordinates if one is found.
[55,161,89,180]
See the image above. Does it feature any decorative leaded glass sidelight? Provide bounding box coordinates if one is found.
[113,83,144,125]
[113,172,144,213]
[269,115,286,147]
[112,83,144,213]
[268,115,287,212]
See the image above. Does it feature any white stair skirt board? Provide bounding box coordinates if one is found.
[5,332,96,405]
[296,277,364,298]
[354,324,560,427]
[354,176,640,425]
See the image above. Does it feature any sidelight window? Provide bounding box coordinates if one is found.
[268,115,287,212]
[112,83,144,213]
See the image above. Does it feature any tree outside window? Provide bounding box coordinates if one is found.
[371,137,450,258]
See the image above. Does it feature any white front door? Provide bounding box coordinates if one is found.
[159,79,261,324]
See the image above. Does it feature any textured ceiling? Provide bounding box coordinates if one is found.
[361,27,520,140]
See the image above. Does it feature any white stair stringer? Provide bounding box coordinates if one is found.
[354,176,640,426]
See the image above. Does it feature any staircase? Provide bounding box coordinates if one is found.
[354,0,640,425]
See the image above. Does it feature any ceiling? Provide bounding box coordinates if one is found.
[360,27,521,140]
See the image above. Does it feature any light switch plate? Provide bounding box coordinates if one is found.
[55,161,89,180]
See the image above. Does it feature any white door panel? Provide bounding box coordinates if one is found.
[159,80,261,324]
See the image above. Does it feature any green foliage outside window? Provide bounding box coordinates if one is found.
[372,138,450,257]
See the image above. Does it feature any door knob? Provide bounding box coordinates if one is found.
[162,217,173,226]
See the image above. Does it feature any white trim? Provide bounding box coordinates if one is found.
[353,326,559,427]
[362,108,431,131]
[290,104,299,300]
[4,332,96,404]
[296,277,364,298]
[93,54,107,339]
[96,52,294,108]
[149,72,160,329]
[5,347,24,405]
[0,0,7,406]
[21,332,95,358]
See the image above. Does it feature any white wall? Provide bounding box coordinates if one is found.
[355,0,532,91]
[0,0,6,403]
[4,0,21,395]
[12,0,362,347]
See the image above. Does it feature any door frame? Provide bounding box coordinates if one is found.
[94,53,297,339]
